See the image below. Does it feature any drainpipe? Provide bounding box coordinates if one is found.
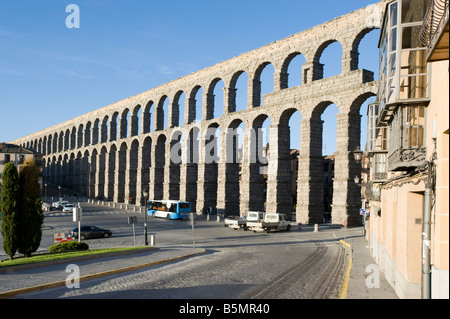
[422,161,432,299]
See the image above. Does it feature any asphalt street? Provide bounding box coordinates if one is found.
[0,203,371,300]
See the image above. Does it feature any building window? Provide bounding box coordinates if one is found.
[378,0,430,125]
[402,105,425,148]
[373,153,388,181]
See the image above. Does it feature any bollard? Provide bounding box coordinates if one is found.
[314,224,319,232]
[150,235,156,246]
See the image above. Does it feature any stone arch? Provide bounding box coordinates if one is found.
[101,115,109,143]
[38,137,43,154]
[120,108,130,139]
[79,149,90,196]
[97,145,108,199]
[157,96,169,131]
[207,78,225,120]
[183,126,200,211]
[110,112,119,141]
[106,144,117,201]
[350,27,380,72]
[128,139,139,204]
[253,61,275,107]
[154,134,167,200]
[229,70,248,113]
[197,123,221,214]
[46,134,52,154]
[168,130,183,200]
[313,39,344,80]
[84,122,92,147]
[62,153,69,188]
[188,85,203,124]
[92,119,100,145]
[57,131,64,152]
[52,132,58,154]
[140,136,152,205]
[217,118,245,216]
[131,105,141,137]
[281,52,307,89]
[244,114,273,212]
[172,90,186,127]
[88,148,98,199]
[143,100,155,134]
[114,142,127,203]
[77,124,84,149]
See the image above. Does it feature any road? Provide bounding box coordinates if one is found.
[1,203,347,299]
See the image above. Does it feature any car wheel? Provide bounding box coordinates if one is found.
[103,232,110,238]
[167,213,171,220]
[80,234,86,240]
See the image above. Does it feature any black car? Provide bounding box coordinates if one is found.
[71,226,112,240]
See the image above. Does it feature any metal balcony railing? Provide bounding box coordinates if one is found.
[420,0,449,49]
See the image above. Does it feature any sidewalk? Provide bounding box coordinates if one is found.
[334,226,399,299]
[0,247,206,298]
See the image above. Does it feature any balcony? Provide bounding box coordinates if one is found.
[387,105,427,171]
[420,0,449,61]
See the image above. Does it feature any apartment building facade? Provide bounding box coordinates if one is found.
[365,0,448,298]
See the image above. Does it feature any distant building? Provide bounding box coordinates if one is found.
[0,143,43,184]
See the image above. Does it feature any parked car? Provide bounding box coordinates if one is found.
[62,203,75,213]
[52,200,69,210]
[71,226,112,240]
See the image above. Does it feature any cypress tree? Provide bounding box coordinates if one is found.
[0,162,20,259]
[18,159,44,257]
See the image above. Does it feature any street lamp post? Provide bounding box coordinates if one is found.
[58,185,61,200]
[143,189,149,246]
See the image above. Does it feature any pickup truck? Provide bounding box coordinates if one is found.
[224,211,265,230]
[223,216,247,229]
[246,213,291,233]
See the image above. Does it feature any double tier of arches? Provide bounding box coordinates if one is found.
[16,4,385,225]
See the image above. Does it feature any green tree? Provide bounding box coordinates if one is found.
[18,159,44,257]
[0,162,20,259]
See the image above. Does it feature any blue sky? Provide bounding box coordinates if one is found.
[0,0,380,155]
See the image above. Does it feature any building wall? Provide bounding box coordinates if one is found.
[427,60,449,299]
[369,53,449,300]
[370,176,424,298]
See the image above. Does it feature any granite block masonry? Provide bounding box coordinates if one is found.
[12,1,387,226]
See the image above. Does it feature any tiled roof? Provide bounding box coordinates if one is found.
[0,143,34,154]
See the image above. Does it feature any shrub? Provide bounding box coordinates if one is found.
[49,241,89,253]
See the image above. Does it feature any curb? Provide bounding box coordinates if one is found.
[0,247,158,274]
[338,240,352,299]
[0,248,206,298]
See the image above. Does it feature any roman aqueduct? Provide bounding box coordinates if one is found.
[11,1,387,226]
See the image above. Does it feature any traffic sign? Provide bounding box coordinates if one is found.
[360,209,370,216]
